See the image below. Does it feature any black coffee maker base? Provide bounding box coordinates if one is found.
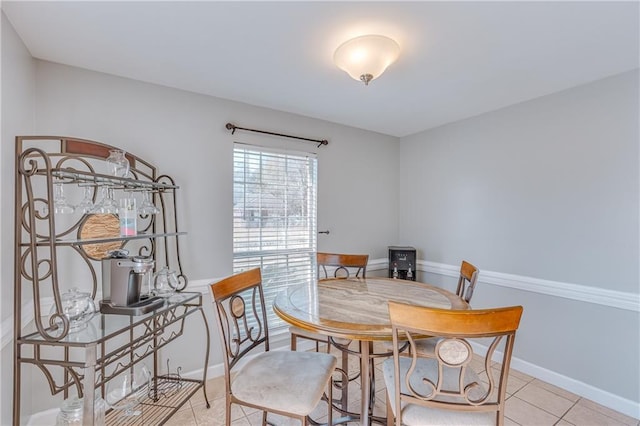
[99,296,165,315]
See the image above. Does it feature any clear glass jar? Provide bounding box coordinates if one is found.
[50,288,97,332]
[153,266,179,297]
[106,149,130,177]
[56,396,105,426]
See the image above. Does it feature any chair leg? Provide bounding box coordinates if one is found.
[369,358,376,416]
[225,398,232,426]
[386,393,394,425]
[327,373,333,425]
[291,333,298,351]
[262,410,268,426]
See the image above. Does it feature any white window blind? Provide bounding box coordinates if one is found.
[233,144,317,332]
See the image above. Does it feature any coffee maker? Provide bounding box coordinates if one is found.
[100,250,162,314]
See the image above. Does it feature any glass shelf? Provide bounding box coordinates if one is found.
[21,292,202,345]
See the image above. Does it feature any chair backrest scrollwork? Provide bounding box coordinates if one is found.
[210,268,268,372]
[387,302,523,426]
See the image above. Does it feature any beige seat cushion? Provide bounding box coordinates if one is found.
[232,351,336,416]
[383,357,494,425]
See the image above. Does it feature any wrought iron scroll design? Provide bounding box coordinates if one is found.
[18,147,69,340]
[156,174,187,291]
[13,136,209,426]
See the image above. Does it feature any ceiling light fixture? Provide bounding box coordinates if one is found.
[333,34,400,86]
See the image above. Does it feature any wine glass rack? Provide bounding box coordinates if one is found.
[13,136,210,424]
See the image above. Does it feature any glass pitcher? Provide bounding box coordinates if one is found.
[153,267,179,297]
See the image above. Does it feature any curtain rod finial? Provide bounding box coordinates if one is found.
[225,123,237,134]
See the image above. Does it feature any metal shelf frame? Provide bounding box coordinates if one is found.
[13,136,210,425]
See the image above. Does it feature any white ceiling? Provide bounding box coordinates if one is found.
[3,1,639,137]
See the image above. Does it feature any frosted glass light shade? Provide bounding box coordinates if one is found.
[333,35,400,85]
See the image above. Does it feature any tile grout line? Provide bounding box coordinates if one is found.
[508,395,562,424]
[512,380,575,420]
[556,398,580,426]
[503,394,524,426]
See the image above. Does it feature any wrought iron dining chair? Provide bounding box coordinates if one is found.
[383,302,523,426]
[380,260,480,359]
[289,252,369,413]
[290,252,369,351]
[456,260,480,303]
[410,260,480,357]
[317,252,369,280]
[210,268,337,426]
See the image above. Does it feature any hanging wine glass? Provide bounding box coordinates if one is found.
[53,182,75,214]
[139,190,160,215]
[106,149,130,178]
[91,186,118,214]
[75,185,95,214]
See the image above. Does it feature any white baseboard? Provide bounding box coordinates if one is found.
[465,340,640,420]
[12,260,640,422]
[508,354,640,420]
[25,408,58,426]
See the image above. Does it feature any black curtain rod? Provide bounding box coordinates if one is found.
[226,123,328,148]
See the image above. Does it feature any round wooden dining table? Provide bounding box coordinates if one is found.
[273,276,469,425]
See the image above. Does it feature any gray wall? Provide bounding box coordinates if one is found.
[1,11,36,424]
[399,70,640,405]
[33,61,399,275]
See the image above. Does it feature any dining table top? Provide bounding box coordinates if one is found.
[273,276,469,341]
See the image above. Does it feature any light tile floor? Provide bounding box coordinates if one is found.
[167,344,640,426]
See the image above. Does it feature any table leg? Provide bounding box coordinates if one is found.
[82,344,97,423]
[341,346,349,410]
[360,341,371,426]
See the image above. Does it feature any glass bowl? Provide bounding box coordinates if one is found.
[51,288,97,332]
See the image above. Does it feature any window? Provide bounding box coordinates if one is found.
[233,144,317,332]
